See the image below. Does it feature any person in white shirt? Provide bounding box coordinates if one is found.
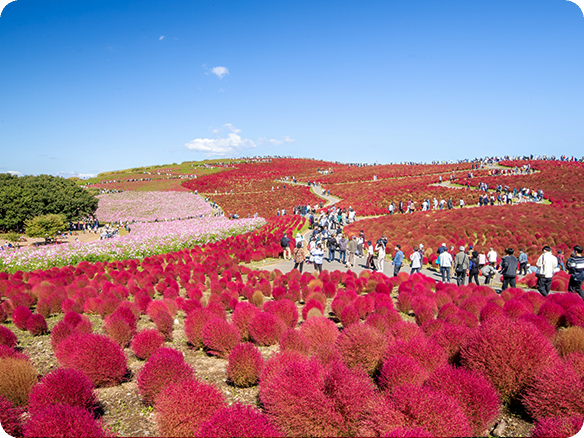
[536,245,558,296]
[375,238,387,272]
[478,251,487,267]
[487,248,498,267]
[438,250,453,282]
[410,248,422,274]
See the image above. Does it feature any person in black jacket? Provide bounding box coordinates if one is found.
[500,248,519,291]
[567,245,584,300]
[469,251,480,285]
[327,235,338,263]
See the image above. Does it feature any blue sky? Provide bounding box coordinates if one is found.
[1,0,583,177]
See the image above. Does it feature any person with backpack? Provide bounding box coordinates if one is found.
[468,251,480,285]
[500,248,519,291]
[280,233,291,260]
[327,234,337,263]
[567,245,584,300]
[454,246,470,286]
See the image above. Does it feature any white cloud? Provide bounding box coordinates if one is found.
[0,0,16,18]
[55,171,95,179]
[258,135,296,146]
[567,0,584,17]
[159,36,165,40]
[211,66,229,79]
[185,125,255,157]
[7,170,22,176]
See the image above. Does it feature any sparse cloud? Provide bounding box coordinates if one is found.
[0,0,17,18]
[159,36,165,40]
[567,0,584,17]
[56,171,96,179]
[184,124,255,157]
[211,66,229,79]
[258,135,297,146]
[7,170,22,176]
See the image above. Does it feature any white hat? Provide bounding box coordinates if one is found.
[459,246,465,251]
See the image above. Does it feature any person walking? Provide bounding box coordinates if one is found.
[469,251,480,285]
[567,245,584,300]
[375,237,387,273]
[338,234,348,265]
[409,247,422,274]
[454,246,470,286]
[280,233,291,260]
[292,242,306,273]
[365,241,375,270]
[438,249,453,282]
[536,245,558,297]
[518,249,528,275]
[327,234,337,263]
[392,244,403,276]
[487,247,498,267]
[500,248,518,290]
[347,236,358,268]
[311,242,325,274]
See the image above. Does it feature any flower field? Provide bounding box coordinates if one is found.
[95,191,214,223]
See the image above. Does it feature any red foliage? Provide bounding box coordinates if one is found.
[530,415,584,438]
[184,308,212,348]
[425,365,500,435]
[197,403,283,437]
[301,298,324,320]
[390,385,471,437]
[299,316,340,354]
[384,337,447,373]
[137,347,194,405]
[152,309,174,341]
[566,303,584,328]
[279,328,310,355]
[130,329,166,360]
[104,312,133,347]
[23,404,107,437]
[154,378,226,437]
[554,326,584,357]
[201,318,241,358]
[0,394,23,437]
[538,300,565,326]
[355,393,406,436]
[12,306,32,330]
[249,312,287,346]
[460,316,559,401]
[28,368,97,414]
[384,427,434,437]
[378,355,429,392]
[389,320,425,342]
[50,316,92,350]
[54,333,127,387]
[0,326,17,348]
[263,299,298,329]
[226,342,264,387]
[336,323,386,375]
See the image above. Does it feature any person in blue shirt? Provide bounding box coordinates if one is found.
[518,249,528,275]
[392,245,404,277]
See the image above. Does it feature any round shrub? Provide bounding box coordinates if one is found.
[28,368,96,414]
[553,326,584,357]
[301,298,324,320]
[384,336,447,373]
[425,365,500,435]
[279,328,310,355]
[197,403,283,437]
[339,305,360,328]
[152,310,174,341]
[460,316,559,402]
[26,313,48,336]
[336,323,386,375]
[390,385,472,437]
[0,344,29,361]
[379,355,429,392]
[184,308,212,348]
[384,427,434,437]
[521,360,584,420]
[201,318,241,358]
[518,314,556,339]
[249,312,286,346]
[104,312,133,347]
[154,378,226,437]
[531,415,584,438]
[565,351,584,381]
[137,347,194,405]
[299,316,340,354]
[538,300,565,326]
[355,393,406,436]
[566,303,584,327]
[50,317,92,350]
[23,404,107,437]
[226,343,264,387]
[231,302,260,341]
[0,326,17,348]
[0,357,37,406]
[264,299,298,329]
[389,321,425,342]
[429,323,473,364]
[0,394,23,437]
[12,306,32,331]
[131,329,166,360]
[54,333,127,387]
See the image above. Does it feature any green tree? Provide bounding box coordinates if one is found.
[0,173,99,232]
[25,214,66,242]
[3,232,22,248]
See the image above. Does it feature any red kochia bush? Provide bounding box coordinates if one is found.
[54,333,127,387]
[0,357,38,406]
[23,404,107,437]
[226,342,264,387]
[336,323,386,375]
[184,308,212,348]
[279,328,310,355]
[12,306,32,330]
[231,302,260,341]
[201,318,241,358]
[197,403,283,437]
[384,337,448,373]
[390,385,472,437]
[530,415,584,438]
[25,313,48,336]
[131,329,166,360]
[460,316,559,402]
[249,312,287,346]
[0,394,23,437]
[28,368,97,414]
[50,316,92,350]
[378,355,429,392]
[299,316,340,354]
[521,360,584,420]
[553,326,584,357]
[137,347,194,405]
[384,427,434,437]
[154,378,226,437]
[264,299,298,329]
[104,312,133,347]
[0,326,17,348]
[425,365,500,435]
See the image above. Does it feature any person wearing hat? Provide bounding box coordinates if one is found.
[438,247,453,282]
[500,248,519,291]
[454,246,470,286]
[469,251,480,285]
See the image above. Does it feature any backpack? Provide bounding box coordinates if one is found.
[280,236,289,247]
[468,260,474,271]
